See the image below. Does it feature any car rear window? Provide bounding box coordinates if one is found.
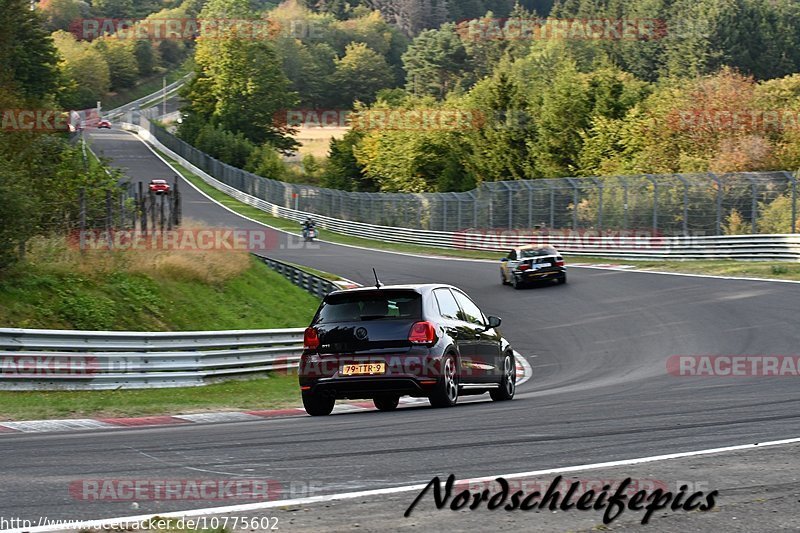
[316,290,422,324]
[520,248,557,258]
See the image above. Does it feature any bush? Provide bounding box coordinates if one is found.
[57,293,117,330]
[758,194,796,234]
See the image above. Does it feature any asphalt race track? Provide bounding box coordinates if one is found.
[2,128,799,528]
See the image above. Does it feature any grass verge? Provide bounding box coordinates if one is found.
[0,237,320,331]
[161,151,800,281]
[0,374,300,421]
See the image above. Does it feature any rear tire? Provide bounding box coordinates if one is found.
[429,354,459,408]
[302,392,335,416]
[374,395,400,411]
[557,274,567,285]
[512,275,524,290]
[490,353,516,402]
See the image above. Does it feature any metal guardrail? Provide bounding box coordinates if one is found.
[104,73,192,121]
[254,255,339,299]
[126,120,800,261]
[0,328,304,390]
[0,256,339,391]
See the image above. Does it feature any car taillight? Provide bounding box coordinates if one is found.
[518,264,530,271]
[556,258,565,266]
[304,327,320,350]
[409,321,437,344]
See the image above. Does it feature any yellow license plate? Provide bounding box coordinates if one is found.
[341,363,386,376]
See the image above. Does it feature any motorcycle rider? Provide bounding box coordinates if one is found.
[302,217,316,241]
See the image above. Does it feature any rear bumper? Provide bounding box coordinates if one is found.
[306,377,432,399]
[299,351,443,399]
[520,267,566,281]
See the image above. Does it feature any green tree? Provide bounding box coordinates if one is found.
[189,13,299,151]
[41,0,86,32]
[533,59,590,177]
[402,24,468,98]
[133,39,156,77]
[461,68,536,182]
[332,42,395,105]
[246,143,287,180]
[0,157,36,269]
[0,0,60,102]
[90,0,133,18]
[321,130,374,191]
[92,39,139,90]
[52,30,110,109]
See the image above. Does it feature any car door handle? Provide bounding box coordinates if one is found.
[474,333,482,339]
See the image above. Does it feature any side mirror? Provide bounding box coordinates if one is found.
[486,316,502,329]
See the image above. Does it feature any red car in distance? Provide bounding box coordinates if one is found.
[148,179,171,194]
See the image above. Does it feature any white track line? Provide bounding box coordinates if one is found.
[569,264,800,284]
[129,130,799,286]
[15,436,800,533]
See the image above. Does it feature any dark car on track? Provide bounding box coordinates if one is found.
[500,245,567,289]
[299,284,516,416]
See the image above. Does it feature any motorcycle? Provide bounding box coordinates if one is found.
[303,226,317,242]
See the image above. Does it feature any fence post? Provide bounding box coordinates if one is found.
[747,175,758,234]
[618,177,628,231]
[675,174,689,236]
[79,188,86,254]
[566,178,579,231]
[172,176,181,227]
[105,190,113,249]
[712,174,722,235]
[139,183,147,233]
[791,172,798,233]
[159,194,165,233]
[645,175,658,235]
[591,178,603,231]
[149,190,157,234]
[508,185,513,229]
[457,195,463,230]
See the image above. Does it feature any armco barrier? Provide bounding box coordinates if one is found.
[254,255,338,299]
[123,120,800,262]
[0,328,304,390]
[104,73,192,121]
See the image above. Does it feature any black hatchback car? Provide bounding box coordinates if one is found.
[299,284,516,416]
[500,246,567,289]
